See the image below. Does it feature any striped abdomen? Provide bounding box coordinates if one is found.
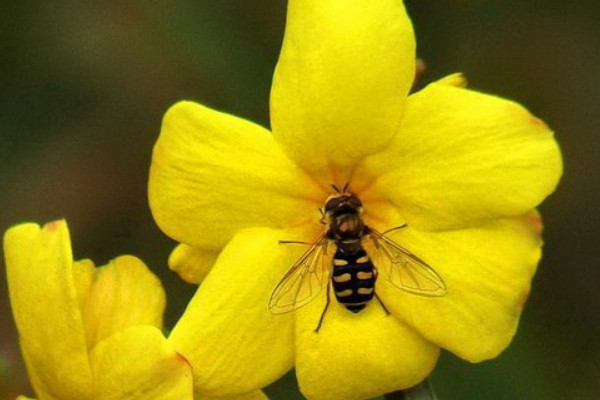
[331,248,376,313]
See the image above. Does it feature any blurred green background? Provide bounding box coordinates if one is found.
[1,0,598,399]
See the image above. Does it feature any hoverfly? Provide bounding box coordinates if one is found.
[269,183,447,332]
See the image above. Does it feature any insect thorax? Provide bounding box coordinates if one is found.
[326,211,365,255]
[328,209,364,235]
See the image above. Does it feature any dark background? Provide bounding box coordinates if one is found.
[1,1,598,399]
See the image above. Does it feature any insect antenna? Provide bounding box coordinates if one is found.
[330,183,340,193]
[342,182,350,192]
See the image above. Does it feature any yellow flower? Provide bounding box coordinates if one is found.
[148,1,562,400]
[4,220,193,400]
[4,220,270,400]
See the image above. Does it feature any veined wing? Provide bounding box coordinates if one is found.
[368,228,447,296]
[269,233,331,314]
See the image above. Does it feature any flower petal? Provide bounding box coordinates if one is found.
[169,228,306,397]
[271,0,416,181]
[202,391,270,400]
[377,213,542,361]
[71,258,95,311]
[295,299,439,400]
[90,326,193,400]
[149,101,324,249]
[77,255,166,349]
[357,81,562,230]
[436,72,468,88]
[168,244,219,285]
[3,221,93,400]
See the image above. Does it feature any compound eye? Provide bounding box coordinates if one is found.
[348,195,362,208]
[325,197,342,212]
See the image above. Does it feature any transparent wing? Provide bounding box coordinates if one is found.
[269,233,331,314]
[368,228,447,297]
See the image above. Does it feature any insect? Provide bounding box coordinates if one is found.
[269,183,447,332]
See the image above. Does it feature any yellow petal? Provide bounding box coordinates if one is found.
[271,0,416,182]
[377,213,542,361]
[16,396,37,400]
[295,298,439,400]
[200,391,270,400]
[91,326,193,400]
[168,243,219,284]
[71,258,95,311]
[78,255,166,349]
[169,228,304,397]
[3,221,93,400]
[436,72,468,88]
[357,81,562,230]
[149,101,324,249]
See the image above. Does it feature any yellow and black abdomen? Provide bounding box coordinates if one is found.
[331,248,375,313]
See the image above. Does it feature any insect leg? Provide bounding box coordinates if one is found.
[374,293,391,316]
[319,208,326,225]
[381,224,408,235]
[315,280,331,333]
[279,240,312,245]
